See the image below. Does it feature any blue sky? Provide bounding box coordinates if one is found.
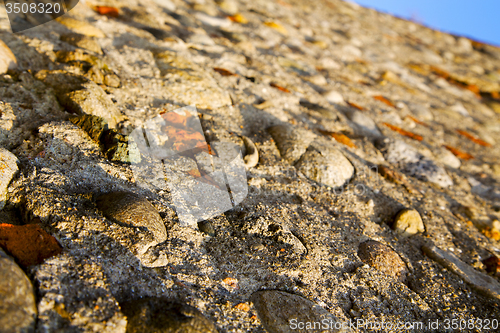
[352,0,500,46]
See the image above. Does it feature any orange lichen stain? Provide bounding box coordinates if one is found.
[346,101,364,111]
[227,14,248,24]
[382,123,423,141]
[270,82,290,93]
[213,67,237,76]
[406,115,429,127]
[94,6,119,17]
[0,223,62,267]
[234,303,251,311]
[318,129,357,148]
[373,95,396,108]
[456,129,492,147]
[443,145,474,160]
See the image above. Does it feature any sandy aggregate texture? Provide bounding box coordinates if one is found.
[1,0,500,332]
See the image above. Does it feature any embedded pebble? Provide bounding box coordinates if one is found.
[393,208,425,237]
[96,192,167,254]
[251,290,347,333]
[346,110,382,138]
[120,298,217,333]
[357,240,408,282]
[436,146,461,169]
[323,90,345,104]
[294,140,354,188]
[422,244,500,300]
[0,148,18,210]
[0,40,17,74]
[0,248,37,333]
[267,124,316,164]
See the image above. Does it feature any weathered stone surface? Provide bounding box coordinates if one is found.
[251,290,347,333]
[35,71,124,128]
[377,139,453,188]
[393,209,425,237]
[0,148,18,210]
[0,248,37,333]
[56,17,106,38]
[0,39,16,74]
[96,191,167,254]
[422,244,500,300]
[1,0,500,330]
[69,115,141,163]
[121,298,217,333]
[358,240,408,282]
[60,33,103,54]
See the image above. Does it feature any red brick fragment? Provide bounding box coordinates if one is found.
[0,223,62,267]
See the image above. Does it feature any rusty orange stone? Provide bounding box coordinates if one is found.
[443,145,474,160]
[94,6,119,17]
[456,129,492,147]
[270,82,290,93]
[406,115,429,127]
[346,101,364,111]
[318,129,357,148]
[213,67,237,76]
[373,95,396,108]
[0,223,62,267]
[382,123,423,141]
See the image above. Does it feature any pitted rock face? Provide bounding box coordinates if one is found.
[0,148,18,210]
[377,138,453,188]
[120,298,218,333]
[0,249,37,333]
[251,290,348,333]
[96,191,167,252]
[357,240,408,283]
